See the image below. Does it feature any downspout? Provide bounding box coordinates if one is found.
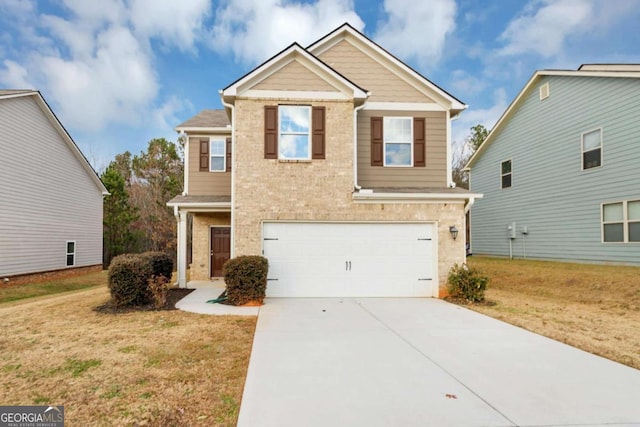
[180,130,188,195]
[353,96,369,190]
[220,92,236,258]
[448,112,461,188]
[464,196,475,214]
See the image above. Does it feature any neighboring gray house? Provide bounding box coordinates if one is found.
[465,64,640,264]
[0,90,108,282]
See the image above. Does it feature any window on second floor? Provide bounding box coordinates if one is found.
[501,160,512,189]
[199,137,231,172]
[602,200,640,243]
[370,116,425,168]
[582,128,602,170]
[264,105,325,160]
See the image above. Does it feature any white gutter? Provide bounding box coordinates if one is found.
[353,192,483,202]
[220,92,236,258]
[464,196,476,214]
[353,97,369,190]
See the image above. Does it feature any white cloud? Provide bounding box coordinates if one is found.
[0,60,33,89]
[209,0,364,65]
[374,0,456,67]
[449,69,486,96]
[498,0,593,58]
[130,0,211,51]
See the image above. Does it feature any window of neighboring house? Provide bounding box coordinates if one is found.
[501,160,512,189]
[602,200,640,243]
[279,105,311,160]
[383,117,412,167]
[209,139,226,172]
[582,128,602,170]
[66,241,76,266]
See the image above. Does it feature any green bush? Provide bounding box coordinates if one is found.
[108,254,152,306]
[223,256,269,306]
[447,263,489,302]
[139,251,173,280]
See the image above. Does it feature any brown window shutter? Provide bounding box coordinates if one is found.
[311,106,325,159]
[226,137,232,172]
[413,117,425,167]
[371,117,383,166]
[199,139,209,171]
[264,106,278,159]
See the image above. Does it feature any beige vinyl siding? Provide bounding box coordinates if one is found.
[357,110,447,188]
[318,39,435,103]
[252,60,339,92]
[0,96,103,276]
[188,136,231,196]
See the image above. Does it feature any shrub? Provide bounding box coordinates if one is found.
[447,263,489,302]
[148,274,170,308]
[139,251,173,280]
[108,254,152,306]
[223,256,269,306]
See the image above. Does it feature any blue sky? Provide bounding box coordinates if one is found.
[1,0,638,171]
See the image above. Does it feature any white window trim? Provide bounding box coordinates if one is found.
[383,116,413,167]
[66,240,76,267]
[278,105,311,161]
[209,138,226,172]
[581,127,603,171]
[500,159,512,189]
[601,200,640,244]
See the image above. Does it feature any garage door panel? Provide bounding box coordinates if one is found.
[263,222,435,297]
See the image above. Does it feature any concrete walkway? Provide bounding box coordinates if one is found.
[175,280,259,316]
[237,298,640,427]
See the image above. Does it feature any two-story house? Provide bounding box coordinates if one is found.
[168,24,479,297]
[465,64,640,264]
[0,90,108,284]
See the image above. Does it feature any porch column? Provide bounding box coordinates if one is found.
[177,209,188,288]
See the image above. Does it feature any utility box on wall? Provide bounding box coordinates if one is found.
[507,222,517,239]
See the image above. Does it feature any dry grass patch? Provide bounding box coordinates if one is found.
[0,271,107,304]
[0,287,256,426]
[467,257,640,369]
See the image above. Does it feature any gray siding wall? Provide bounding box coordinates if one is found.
[0,96,104,276]
[470,75,640,264]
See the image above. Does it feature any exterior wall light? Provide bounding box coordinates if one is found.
[449,225,459,241]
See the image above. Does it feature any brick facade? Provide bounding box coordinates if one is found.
[190,213,230,280]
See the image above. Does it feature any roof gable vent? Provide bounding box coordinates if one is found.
[539,82,550,100]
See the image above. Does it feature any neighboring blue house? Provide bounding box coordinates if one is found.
[465,64,640,265]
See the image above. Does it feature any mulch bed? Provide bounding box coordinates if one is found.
[94,288,194,314]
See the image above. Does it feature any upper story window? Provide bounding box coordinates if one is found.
[199,137,231,172]
[66,241,76,266]
[279,105,311,160]
[582,128,602,170]
[264,105,325,160]
[370,116,425,168]
[383,117,412,167]
[209,139,226,172]
[501,160,512,189]
[603,200,640,243]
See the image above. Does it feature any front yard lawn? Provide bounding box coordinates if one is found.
[467,256,640,370]
[0,287,256,426]
[0,271,107,304]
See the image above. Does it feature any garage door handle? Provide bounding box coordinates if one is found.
[417,238,431,241]
[418,278,432,281]
[345,261,352,271]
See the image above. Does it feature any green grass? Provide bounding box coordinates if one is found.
[0,271,107,304]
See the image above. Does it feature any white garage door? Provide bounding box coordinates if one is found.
[262,222,436,297]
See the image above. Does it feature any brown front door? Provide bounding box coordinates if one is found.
[210,227,231,277]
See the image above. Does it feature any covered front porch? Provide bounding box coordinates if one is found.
[167,195,232,288]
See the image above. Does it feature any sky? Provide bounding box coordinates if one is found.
[1,0,638,171]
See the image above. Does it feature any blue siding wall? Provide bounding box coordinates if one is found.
[470,75,640,264]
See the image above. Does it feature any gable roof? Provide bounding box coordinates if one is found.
[307,23,467,115]
[0,90,108,195]
[175,109,231,132]
[221,42,368,103]
[464,65,640,170]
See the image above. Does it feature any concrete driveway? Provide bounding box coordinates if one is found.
[237,298,640,427]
